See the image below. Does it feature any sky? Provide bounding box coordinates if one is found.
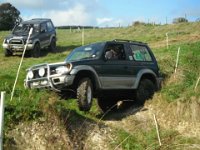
[1,0,200,27]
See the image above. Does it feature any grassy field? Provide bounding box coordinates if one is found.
[0,22,200,149]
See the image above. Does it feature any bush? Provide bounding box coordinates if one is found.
[132,21,145,26]
[173,17,188,24]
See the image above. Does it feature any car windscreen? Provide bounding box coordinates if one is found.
[65,42,105,62]
[13,23,40,35]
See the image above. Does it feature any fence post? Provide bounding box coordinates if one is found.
[10,28,33,101]
[175,47,180,73]
[0,91,5,150]
[195,76,200,92]
[82,27,84,46]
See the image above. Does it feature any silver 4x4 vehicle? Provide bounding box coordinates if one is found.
[2,18,56,57]
[24,39,162,112]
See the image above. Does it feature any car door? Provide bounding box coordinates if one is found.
[39,23,49,47]
[95,42,134,89]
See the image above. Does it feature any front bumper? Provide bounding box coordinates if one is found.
[3,43,34,52]
[24,63,75,92]
[25,75,75,92]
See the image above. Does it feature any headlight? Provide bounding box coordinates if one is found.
[27,70,34,79]
[4,39,8,44]
[27,39,33,44]
[55,63,72,74]
[38,67,45,77]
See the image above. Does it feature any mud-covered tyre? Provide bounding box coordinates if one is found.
[32,43,40,58]
[77,78,93,111]
[135,79,155,106]
[4,49,13,57]
[49,38,56,53]
[97,96,117,113]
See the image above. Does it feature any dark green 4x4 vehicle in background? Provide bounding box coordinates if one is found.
[24,39,162,112]
[2,18,56,57]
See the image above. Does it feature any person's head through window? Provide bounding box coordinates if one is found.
[105,48,117,59]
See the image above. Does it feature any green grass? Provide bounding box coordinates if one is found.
[113,128,200,150]
[1,22,200,149]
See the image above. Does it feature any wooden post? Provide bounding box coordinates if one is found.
[0,91,5,150]
[175,47,180,73]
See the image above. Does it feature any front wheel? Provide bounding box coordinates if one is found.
[32,43,40,58]
[135,79,155,106]
[4,49,13,57]
[77,78,93,111]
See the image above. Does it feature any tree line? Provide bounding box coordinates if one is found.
[0,3,22,31]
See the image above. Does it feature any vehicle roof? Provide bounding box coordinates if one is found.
[108,39,147,45]
[22,18,51,24]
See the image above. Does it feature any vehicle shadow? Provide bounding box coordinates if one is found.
[96,101,147,121]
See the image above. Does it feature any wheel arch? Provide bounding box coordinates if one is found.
[33,39,40,46]
[134,69,158,90]
[50,34,56,43]
[72,68,100,93]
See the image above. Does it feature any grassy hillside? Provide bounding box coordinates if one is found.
[0,22,200,149]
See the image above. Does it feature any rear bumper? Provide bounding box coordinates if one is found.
[156,77,163,90]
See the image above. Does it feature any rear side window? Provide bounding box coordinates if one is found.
[129,44,152,61]
[47,21,54,32]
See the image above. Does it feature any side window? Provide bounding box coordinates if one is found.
[40,23,47,33]
[105,44,126,60]
[47,21,54,32]
[129,45,152,61]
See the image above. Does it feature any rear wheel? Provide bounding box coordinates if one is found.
[135,79,155,106]
[4,49,13,57]
[77,78,93,111]
[32,43,40,58]
[49,38,56,53]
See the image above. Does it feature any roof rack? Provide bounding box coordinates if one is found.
[31,18,50,20]
[113,39,146,44]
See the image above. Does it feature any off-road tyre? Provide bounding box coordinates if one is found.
[97,96,118,113]
[77,78,93,111]
[135,79,155,106]
[4,49,13,57]
[49,38,56,53]
[31,43,41,58]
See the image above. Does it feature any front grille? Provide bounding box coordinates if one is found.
[50,67,57,75]
[9,39,23,45]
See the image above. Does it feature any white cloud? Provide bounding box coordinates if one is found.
[22,3,92,26]
[47,4,91,26]
[2,0,126,26]
[96,17,113,25]
[2,0,46,9]
[97,17,125,27]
